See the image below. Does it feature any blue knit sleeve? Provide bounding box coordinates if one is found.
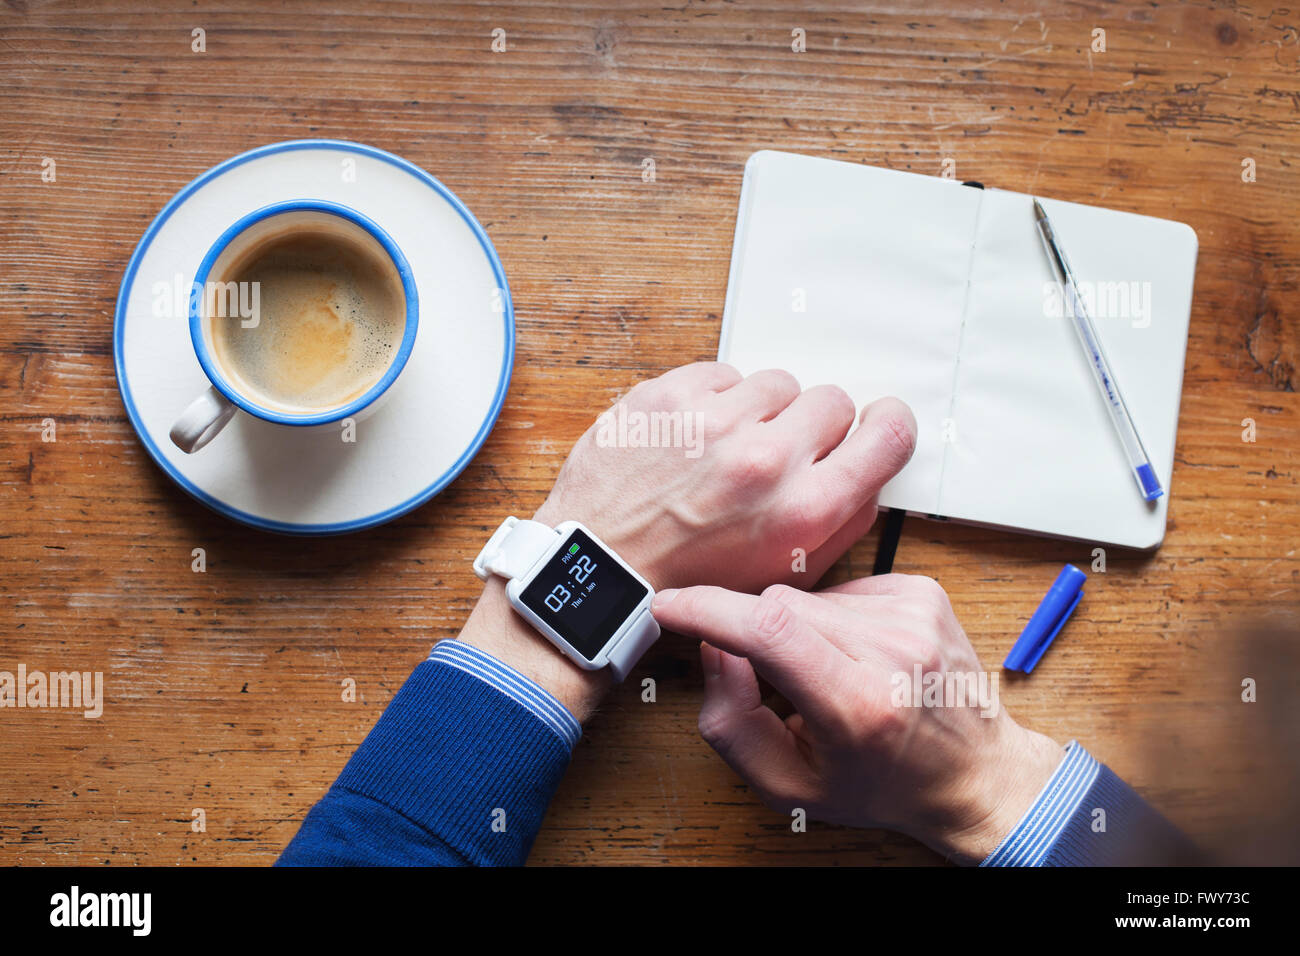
[277,641,581,867]
[981,741,1199,866]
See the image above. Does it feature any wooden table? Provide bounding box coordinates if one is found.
[2,0,1297,866]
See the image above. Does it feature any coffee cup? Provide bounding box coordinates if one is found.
[169,199,419,454]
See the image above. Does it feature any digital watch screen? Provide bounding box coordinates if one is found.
[518,528,650,661]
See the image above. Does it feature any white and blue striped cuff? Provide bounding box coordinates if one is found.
[980,740,1101,867]
[427,640,582,752]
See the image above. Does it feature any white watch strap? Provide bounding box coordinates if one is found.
[604,608,660,682]
[472,516,661,683]
[472,517,560,582]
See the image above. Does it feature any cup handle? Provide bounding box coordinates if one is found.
[169,385,237,454]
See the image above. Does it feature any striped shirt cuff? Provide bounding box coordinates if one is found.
[980,740,1101,867]
[427,640,582,752]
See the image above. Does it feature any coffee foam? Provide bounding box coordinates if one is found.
[208,226,406,414]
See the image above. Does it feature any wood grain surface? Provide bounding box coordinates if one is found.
[1,0,1297,866]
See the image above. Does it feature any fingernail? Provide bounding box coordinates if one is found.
[653,588,680,609]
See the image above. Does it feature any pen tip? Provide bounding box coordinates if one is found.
[1032,198,1047,221]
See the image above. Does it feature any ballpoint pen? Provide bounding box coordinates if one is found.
[1033,198,1164,502]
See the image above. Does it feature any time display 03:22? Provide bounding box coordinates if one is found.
[518,528,649,661]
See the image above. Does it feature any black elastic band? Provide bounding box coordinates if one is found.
[872,508,905,575]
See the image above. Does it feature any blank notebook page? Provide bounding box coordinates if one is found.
[718,150,1197,549]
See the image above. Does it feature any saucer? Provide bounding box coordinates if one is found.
[114,140,514,534]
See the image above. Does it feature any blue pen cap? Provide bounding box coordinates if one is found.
[1136,464,1164,501]
[1003,564,1086,674]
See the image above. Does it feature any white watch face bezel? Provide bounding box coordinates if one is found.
[505,520,655,672]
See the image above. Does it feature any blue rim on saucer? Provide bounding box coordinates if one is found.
[113,139,515,535]
[188,199,421,426]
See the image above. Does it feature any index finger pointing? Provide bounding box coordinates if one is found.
[652,585,854,729]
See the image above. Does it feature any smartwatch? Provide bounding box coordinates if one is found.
[473,517,660,681]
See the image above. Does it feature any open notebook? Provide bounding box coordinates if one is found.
[718,150,1198,549]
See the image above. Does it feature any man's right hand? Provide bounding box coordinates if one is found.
[650,573,1064,863]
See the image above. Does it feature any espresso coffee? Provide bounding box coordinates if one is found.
[208,229,406,414]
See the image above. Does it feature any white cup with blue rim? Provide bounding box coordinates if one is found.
[169,199,419,453]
